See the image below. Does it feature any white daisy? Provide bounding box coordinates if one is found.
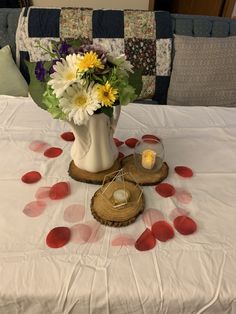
[59,83,101,125]
[48,54,79,98]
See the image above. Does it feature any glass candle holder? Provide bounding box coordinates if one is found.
[134,137,164,173]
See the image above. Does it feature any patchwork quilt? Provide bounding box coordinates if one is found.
[16,7,173,103]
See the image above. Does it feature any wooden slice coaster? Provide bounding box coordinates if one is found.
[91,181,145,227]
[68,159,121,184]
[121,155,169,186]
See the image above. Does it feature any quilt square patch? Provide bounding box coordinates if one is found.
[139,76,156,99]
[125,38,156,75]
[60,8,80,39]
[28,9,60,38]
[155,11,172,39]
[156,39,172,76]
[93,38,125,55]
[92,10,124,38]
[124,10,155,39]
[154,76,171,103]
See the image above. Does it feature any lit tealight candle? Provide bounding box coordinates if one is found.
[113,188,130,205]
[142,149,156,170]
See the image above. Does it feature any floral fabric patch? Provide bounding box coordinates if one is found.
[93,38,125,55]
[60,8,93,40]
[124,10,155,39]
[125,38,156,76]
[156,39,172,76]
[139,76,156,99]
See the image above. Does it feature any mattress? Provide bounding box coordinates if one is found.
[0,95,236,314]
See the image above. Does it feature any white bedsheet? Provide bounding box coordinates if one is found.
[0,96,236,314]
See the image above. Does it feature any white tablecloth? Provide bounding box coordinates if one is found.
[0,96,236,314]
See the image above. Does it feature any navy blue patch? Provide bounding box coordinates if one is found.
[153,76,170,104]
[20,51,30,83]
[28,9,60,38]
[92,10,124,38]
[155,11,172,39]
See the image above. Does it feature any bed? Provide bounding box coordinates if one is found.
[0,95,236,313]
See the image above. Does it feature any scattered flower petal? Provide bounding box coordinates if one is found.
[49,182,70,200]
[35,186,51,200]
[23,200,46,217]
[70,224,92,243]
[175,166,193,178]
[125,138,139,148]
[142,208,164,227]
[44,147,63,158]
[135,228,156,251]
[169,208,189,221]
[118,152,125,159]
[174,216,197,235]
[21,171,42,184]
[29,140,49,153]
[63,204,85,223]
[113,138,124,147]
[60,132,75,141]
[152,220,174,242]
[175,189,192,204]
[111,234,135,246]
[46,226,71,248]
[142,134,161,143]
[85,220,105,243]
[155,183,176,198]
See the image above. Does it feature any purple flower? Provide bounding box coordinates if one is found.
[35,61,46,81]
[59,42,71,57]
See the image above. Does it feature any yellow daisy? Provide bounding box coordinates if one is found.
[77,51,104,72]
[97,82,118,107]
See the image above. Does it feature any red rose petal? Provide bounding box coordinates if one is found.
[118,152,125,159]
[125,138,139,148]
[113,138,124,147]
[23,200,46,217]
[174,216,197,235]
[135,228,156,251]
[155,183,176,198]
[152,220,174,242]
[111,234,135,246]
[142,134,161,144]
[175,166,193,178]
[60,132,75,141]
[21,171,42,184]
[44,147,62,158]
[46,227,71,248]
[49,182,70,200]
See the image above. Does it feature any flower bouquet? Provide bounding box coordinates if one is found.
[27,40,142,174]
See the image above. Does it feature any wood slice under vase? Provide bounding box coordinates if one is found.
[121,154,169,186]
[68,159,121,184]
[91,181,145,227]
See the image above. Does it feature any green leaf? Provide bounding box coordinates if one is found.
[42,85,67,120]
[25,60,48,110]
[128,68,143,98]
[100,106,113,118]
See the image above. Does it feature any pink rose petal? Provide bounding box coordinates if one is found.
[63,204,85,223]
[35,186,51,200]
[29,140,49,153]
[175,189,192,204]
[70,224,92,244]
[142,208,165,227]
[169,208,189,221]
[111,234,135,246]
[23,200,47,217]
